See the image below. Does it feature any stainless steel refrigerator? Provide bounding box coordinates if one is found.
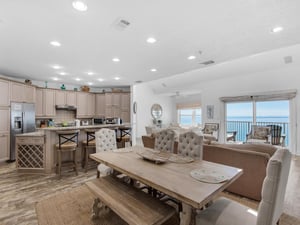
[10,102,35,161]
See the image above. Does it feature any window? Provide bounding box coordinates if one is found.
[226,100,289,146]
[177,107,201,126]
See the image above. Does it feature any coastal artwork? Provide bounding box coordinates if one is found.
[207,105,214,119]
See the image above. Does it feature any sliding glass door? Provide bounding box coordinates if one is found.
[226,100,289,146]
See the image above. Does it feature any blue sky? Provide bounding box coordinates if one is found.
[227,101,289,117]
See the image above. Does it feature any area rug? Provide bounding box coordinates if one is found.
[35,185,179,225]
[36,185,300,225]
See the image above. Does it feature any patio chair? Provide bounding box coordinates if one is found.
[267,125,286,146]
[246,125,271,144]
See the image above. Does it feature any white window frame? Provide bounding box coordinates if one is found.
[177,104,201,127]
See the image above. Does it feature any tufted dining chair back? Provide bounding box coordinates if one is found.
[95,128,117,177]
[95,128,117,152]
[154,129,175,152]
[178,131,203,159]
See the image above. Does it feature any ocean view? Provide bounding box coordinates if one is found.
[180,116,289,145]
[227,116,289,145]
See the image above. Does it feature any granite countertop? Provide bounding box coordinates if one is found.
[15,131,46,137]
[36,123,131,131]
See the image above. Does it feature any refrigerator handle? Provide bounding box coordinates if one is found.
[21,111,24,133]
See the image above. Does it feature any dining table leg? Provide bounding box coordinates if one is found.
[180,203,192,225]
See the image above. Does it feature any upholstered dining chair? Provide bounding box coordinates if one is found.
[178,131,203,159]
[154,129,175,152]
[95,128,117,178]
[162,131,203,211]
[195,148,291,225]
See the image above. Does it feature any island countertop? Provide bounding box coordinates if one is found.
[15,131,45,137]
[36,123,131,131]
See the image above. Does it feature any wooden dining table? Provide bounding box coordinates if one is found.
[90,146,243,225]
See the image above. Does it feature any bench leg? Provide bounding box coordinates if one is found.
[91,198,110,220]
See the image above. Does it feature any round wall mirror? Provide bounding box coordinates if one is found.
[151,104,163,119]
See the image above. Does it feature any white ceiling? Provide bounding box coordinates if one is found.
[0,0,299,89]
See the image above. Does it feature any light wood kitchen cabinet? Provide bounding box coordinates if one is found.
[76,92,95,118]
[55,90,77,106]
[120,93,130,122]
[16,135,45,173]
[0,107,10,161]
[35,88,55,117]
[105,92,130,121]
[11,82,35,103]
[95,93,105,117]
[0,79,10,106]
[87,93,95,117]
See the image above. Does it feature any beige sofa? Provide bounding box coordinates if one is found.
[141,135,280,201]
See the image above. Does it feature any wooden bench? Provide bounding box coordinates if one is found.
[85,176,176,225]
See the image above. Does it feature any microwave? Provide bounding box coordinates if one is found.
[93,117,105,125]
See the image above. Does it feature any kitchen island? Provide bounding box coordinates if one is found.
[16,123,131,174]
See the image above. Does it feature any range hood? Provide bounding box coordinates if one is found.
[55,105,77,111]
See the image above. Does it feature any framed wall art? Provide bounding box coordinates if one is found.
[206,105,214,119]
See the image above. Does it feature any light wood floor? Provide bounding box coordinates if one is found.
[0,155,299,225]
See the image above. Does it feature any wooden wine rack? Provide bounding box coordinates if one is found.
[16,135,45,173]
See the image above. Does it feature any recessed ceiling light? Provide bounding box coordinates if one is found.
[271,26,283,33]
[87,82,93,86]
[98,78,104,82]
[52,65,61,69]
[114,77,121,80]
[112,58,120,62]
[75,78,81,81]
[188,55,196,60]
[72,1,88,11]
[50,41,61,47]
[150,68,157,72]
[52,77,59,81]
[59,72,67,75]
[147,37,157,44]
[87,72,94,75]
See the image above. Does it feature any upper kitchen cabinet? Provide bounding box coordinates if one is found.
[35,88,55,117]
[105,92,130,120]
[95,93,105,117]
[55,90,76,106]
[76,92,95,118]
[0,79,10,106]
[120,93,130,122]
[11,82,36,103]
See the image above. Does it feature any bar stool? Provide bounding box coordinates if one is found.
[117,126,132,148]
[55,130,80,178]
[81,128,97,172]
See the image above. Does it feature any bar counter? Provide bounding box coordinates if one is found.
[16,123,131,174]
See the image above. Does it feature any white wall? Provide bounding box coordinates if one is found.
[137,63,300,155]
[132,83,174,140]
[199,64,300,154]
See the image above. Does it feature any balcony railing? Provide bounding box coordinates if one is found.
[226,121,289,146]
